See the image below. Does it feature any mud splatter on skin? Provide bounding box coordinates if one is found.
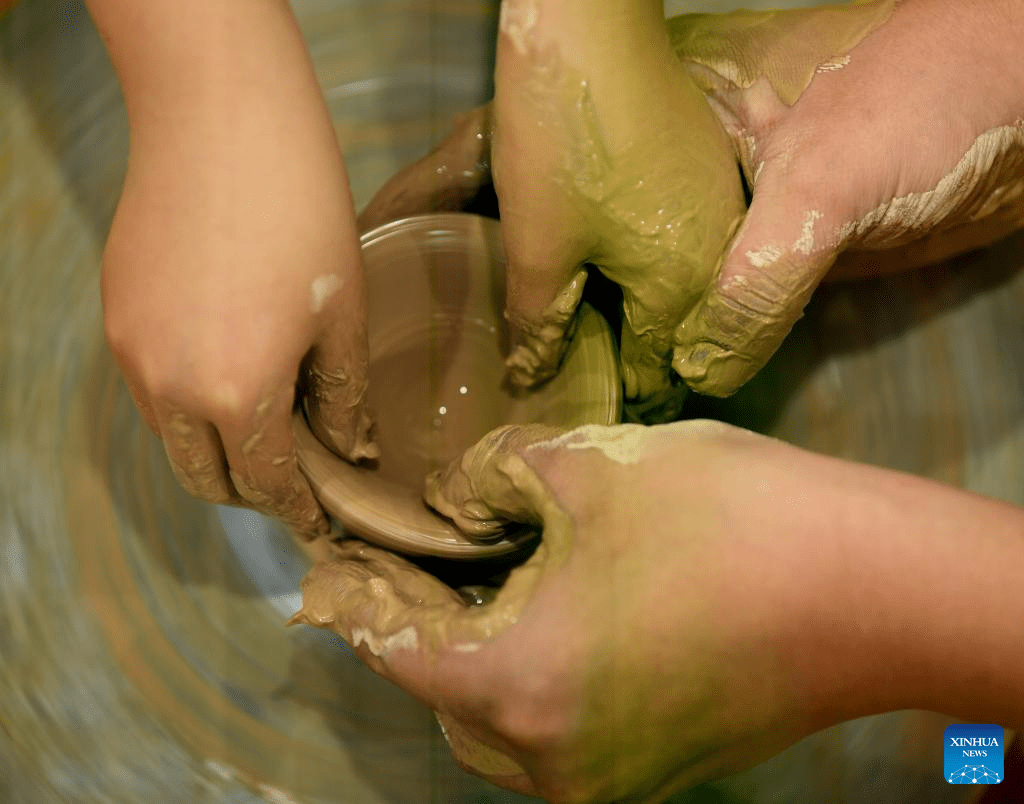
[498,0,539,56]
[794,211,823,256]
[533,423,654,466]
[837,122,1024,252]
[309,273,342,314]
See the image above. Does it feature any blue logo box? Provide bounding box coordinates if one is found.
[945,724,1004,785]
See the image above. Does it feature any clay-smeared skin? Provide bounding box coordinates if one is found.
[363,1,747,421]
[667,0,1024,394]
[492,1,746,418]
[365,0,1024,404]
[295,419,1024,801]
[89,0,378,541]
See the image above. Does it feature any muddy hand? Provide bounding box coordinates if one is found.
[291,419,891,802]
[360,0,748,420]
[96,0,377,540]
[669,0,1024,395]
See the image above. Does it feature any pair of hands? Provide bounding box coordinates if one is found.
[102,0,1024,534]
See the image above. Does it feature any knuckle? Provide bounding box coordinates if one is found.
[488,674,569,756]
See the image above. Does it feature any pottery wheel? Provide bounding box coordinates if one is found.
[2,2,1021,803]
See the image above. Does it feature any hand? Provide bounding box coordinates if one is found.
[292,419,1024,802]
[294,421,830,802]
[363,0,747,420]
[366,0,1024,405]
[97,0,376,539]
[668,0,1024,393]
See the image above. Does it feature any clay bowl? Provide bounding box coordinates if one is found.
[292,213,621,558]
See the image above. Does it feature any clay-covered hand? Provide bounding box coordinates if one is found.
[363,0,747,420]
[290,421,888,802]
[667,0,1024,393]
[293,418,1024,801]
[100,2,376,539]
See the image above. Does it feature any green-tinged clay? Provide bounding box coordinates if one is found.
[668,0,897,106]
[503,45,746,414]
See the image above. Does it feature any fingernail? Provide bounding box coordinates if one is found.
[673,342,750,396]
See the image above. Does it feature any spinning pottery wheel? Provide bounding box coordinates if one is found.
[2,1,1021,803]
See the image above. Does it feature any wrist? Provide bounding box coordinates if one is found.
[88,0,335,150]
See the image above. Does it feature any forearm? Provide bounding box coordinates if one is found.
[804,461,1024,731]
[84,0,336,154]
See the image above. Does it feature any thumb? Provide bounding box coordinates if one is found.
[289,424,575,718]
[424,424,566,538]
[672,170,840,396]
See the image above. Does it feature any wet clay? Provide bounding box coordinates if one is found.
[292,424,573,650]
[436,713,527,777]
[667,1,897,106]
[536,423,654,466]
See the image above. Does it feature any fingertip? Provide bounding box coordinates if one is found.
[672,341,753,397]
[348,409,381,462]
[504,341,557,391]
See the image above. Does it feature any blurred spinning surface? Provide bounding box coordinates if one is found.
[1,1,1021,802]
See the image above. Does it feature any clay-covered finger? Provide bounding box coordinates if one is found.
[289,542,533,781]
[503,269,588,391]
[157,409,240,505]
[217,387,330,540]
[672,181,839,397]
[424,424,564,538]
[434,713,533,788]
[491,79,593,391]
[357,105,494,233]
[303,258,379,464]
[618,325,689,424]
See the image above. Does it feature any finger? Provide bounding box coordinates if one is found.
[303,258,379,464]
[290,542,535,788]
[357,105,494,233]
[156,408,241,505]
[435,712,535,792]
[293,424,572,676]
[216,386,331,540]
[491,78,592,390]
[423,423,564,538]
[290,541,511,706]
[502,267,588,391]
[672,168,839,396]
